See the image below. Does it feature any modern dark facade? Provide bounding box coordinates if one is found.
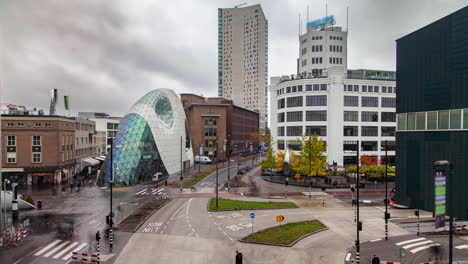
[395,6,468,219]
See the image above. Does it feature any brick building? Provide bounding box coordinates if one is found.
[2,115,77,185]
[180,94,259,161]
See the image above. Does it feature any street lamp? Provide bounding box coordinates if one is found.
[355,140,361,264]
[215,138,219,208]
[284,176,289,198]
[384,140,389,240]
[227,136,231,191]
[110,140,123,251]
[199,144,203,173]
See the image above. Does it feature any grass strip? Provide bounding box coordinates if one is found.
[184,171,213,188]
[209,198,298,211]
[242,220,326,245]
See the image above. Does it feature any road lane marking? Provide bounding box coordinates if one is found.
[135,189,147,195]
[62,243,88,260]
[169,200,189,220]
[34,240,62,256]
[44,241,70,257]
[410,243,440,253]
[456,245,468,249]
[345,253,351,261]
[370,239,382,242]
[402,240,434,249]
[395,237,426,246]
[53,242,78,259]
[374,207,385,211]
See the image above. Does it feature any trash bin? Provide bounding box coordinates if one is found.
[37,200,42,209]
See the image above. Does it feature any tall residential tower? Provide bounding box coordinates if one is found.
[218,4,268,129]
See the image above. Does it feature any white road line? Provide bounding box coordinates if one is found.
[34,240,62,256]
[229,237,233,241]
[196,234,199,238]
[169,200,189,220]
[62,243,88,260]
[370,239,382,242]
[13,257,24,264]
[410,243,440,253]
[135,189,147,195]
[345,253,351,261]
[456,245,468,249]
[217,226,222,230]
[43,241,70,257]
[186,198,193,218]
[53,242,78,259]
[402,240,434,249]
[395,237,426,246]
[374,206,385,211]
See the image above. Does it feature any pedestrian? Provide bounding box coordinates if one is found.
[77,182,81,191]
[70,183,74,192]
[322,197,325,207]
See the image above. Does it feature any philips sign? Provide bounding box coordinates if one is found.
[307,15,335,30]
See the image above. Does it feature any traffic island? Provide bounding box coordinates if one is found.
[240,220,327,247]
[208,198,298,211]
[118,199,170,232]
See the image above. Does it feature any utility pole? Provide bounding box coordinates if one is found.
[215,138,219,208]
[109,139,114,251]
[199,144,202,173]
[385,140,389,240]
[356,140,361,264]
[227,137,230,191]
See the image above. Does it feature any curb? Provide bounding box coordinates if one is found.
[130,199,171,233]
[239,227,329,247]
[262,177,350,189]
[206,198,299,212]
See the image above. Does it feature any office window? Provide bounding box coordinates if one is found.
[354,85,359,92]
[17,123,25,127]
[7,123,14,127]
[313,84,320,91]
[32,153,41,163]
[381,112,396,122]
[416,112,426,130]
[204,118,217,125]
[45,123,52,127]
[407,113,416,130]
[344,85,347,92]
[344,126,358,136]
[286,126,303,136]
[361,141,378,151]
[344,96,359,107]
[381,141,396,151]
[368,86,373,93]
[362,97,378,107]
[287,96,303,107]
[374,86,379,93]
[204,140,214,147]
[7,152,16,163]
[306,111,327,121]
[288,140,301,151]
[306,95,327,106]
[7,135,16,146]
[361,111,378,122]
[277,127,285,136]
[292,86,297,93]
[320,84,327,91]
[277,99,285,109]
[33,135,41,146]
[306,84,312,91]
[34,123,41,127]
[204,128,217,136]
[382,86,387,93]
[277,140,285,150]
[278,112,285,122]
[388,87,393,93]
[438,110,449,129]
[286,87,291,93]
[344,111,358,122]
[397,113,407,130]
[343,141,358,151]
[312,58,315,64]
[346,85,353,91]
[382,98,396,108]
[329,57,332,63]
[464,109,468,129]
[287,111,303,122]
[361,126,378,136]
[305,126,327,136]
[312,46,315,52]
[362,85,367,92]
[381,127,396,137]
[298,85,303,92]
[450,109,461,129]
[319,57,323,63]
[427,112,437,129]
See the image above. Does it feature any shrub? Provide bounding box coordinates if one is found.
[25,195,35,206]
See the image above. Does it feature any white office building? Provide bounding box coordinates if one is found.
[218,4,268,129]
[77,112,120,154]
[270,19,396,167]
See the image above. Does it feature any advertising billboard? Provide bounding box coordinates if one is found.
[435,169,446,228]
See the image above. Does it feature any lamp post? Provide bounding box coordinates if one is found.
[384,140,389,240]
[199,144,202,173]
[180,136,183,191]
[355,140,361,264]
[227,136,231,191]
[285,176,289,198]
[215,138,219,208]
[109,140,122,251]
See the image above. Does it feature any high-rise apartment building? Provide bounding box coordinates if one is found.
[218,4,268,129]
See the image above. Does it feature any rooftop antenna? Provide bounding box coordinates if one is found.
[235,2,248,8]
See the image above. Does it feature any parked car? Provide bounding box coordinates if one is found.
[195,155,212,164]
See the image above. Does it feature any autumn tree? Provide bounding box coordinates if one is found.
[275,150,285,170]
[292,134,327,176]
[360,154,378,165]
[259,133,275,173]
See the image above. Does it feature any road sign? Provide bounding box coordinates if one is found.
[276,215,285,222]
[250,213,255,219]
[294,173,301,178]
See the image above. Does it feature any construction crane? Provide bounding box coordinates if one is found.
[235,2,248,8]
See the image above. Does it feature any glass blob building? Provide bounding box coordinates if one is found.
[98,89,194,186]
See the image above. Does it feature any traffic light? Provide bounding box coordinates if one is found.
[371,256,380,264]
[106,215,110,225]
[96,231,101,241]
[235,251,243,264]
[385,212,391,220]
[414,210,419,217]
[358,221,363,231]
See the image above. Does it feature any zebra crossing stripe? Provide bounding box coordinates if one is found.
[34,240,62,256]
[52,241,78,259]
[410,243,440,253]
[395,237,426,246]
[62,243,88,260]
[43,241,70,257]
[402,240,434,249]
[135,189,147,195]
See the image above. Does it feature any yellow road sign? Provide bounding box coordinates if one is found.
[276,215,285,222]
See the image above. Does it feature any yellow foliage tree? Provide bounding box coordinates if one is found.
[275,150,285,170]
[292,134,327,176]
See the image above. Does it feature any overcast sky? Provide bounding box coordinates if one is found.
[1,0,466,117]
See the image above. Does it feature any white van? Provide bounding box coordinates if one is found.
[195,155,212,164]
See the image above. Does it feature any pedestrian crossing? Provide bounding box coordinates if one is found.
[395,237,440,254]
[33,239,89,260]
[135,187,165,196]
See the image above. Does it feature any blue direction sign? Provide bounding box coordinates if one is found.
[250,212,255,219]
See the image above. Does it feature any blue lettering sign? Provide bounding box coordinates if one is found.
[307,15,335,30]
